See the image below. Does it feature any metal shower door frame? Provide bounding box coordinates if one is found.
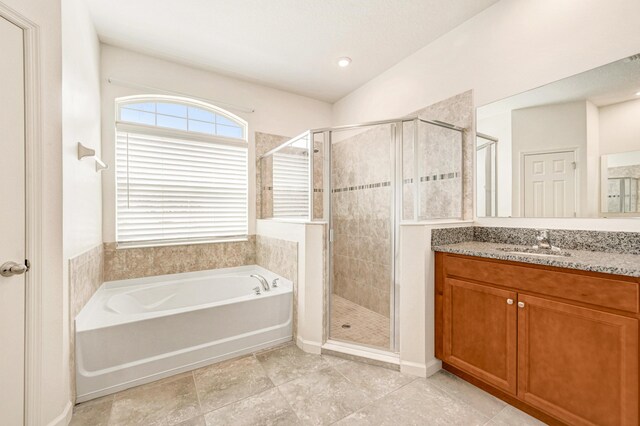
[322,119,403,353]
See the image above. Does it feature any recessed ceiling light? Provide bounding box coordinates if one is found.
[337,57,352,68]
[636,91,640,96]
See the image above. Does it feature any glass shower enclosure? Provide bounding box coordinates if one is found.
[259,117,464,353]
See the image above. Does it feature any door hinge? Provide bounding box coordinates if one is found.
[571,161,577,170]
[329,229,334,243]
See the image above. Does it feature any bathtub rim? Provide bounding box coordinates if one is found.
[76,264,293,332]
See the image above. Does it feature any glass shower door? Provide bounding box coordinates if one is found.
[328,123,395,351]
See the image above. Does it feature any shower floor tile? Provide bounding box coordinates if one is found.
[330,294,391,349]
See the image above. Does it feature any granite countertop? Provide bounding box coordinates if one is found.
[433,241,640,278]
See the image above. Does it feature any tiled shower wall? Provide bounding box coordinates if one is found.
[331,125,393,317]
[412,90,474,219]
[402,120,463,219]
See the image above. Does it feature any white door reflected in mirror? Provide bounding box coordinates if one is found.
[476,54,640,218]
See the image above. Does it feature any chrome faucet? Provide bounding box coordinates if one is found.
[534,229,551,250]
[250,274,270,291]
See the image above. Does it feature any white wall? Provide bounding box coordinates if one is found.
[599,98,640,156]
[333,0,640,127]
[101,45,333,242]
[1,0,68,424]
[399,221,474,377]
[586,101,600,217]
[62,0,102,259]
[62,0,103,414]
[335,0,640,226]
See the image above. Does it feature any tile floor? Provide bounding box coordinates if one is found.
[70,343,546,426]
[330,295,390,349]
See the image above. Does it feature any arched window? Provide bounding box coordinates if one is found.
[115,95,248,246]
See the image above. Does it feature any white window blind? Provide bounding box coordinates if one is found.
[116,129,248,245]
[272,152,310,218]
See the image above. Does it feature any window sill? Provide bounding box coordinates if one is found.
[115,236,251,250]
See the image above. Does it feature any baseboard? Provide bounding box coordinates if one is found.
[296,336,322,354]
[47,400,73,426]
[425,358,442,377]
[400,360,428,377]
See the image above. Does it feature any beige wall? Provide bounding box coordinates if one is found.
[100,45,333,242]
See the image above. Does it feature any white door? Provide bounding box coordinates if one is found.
[523,151,576,217]
[0,15,27,426]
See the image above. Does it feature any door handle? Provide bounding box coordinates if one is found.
[517,301,525,308]
[1,260,29,277]
[506,298,514,305]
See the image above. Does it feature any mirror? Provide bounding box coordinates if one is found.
[601,150,640,215]
[476,55,640,218]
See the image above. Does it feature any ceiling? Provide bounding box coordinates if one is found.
[85,0,499,102]
[478,55,640,119]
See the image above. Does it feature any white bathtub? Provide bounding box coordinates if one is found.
[75,265,293,402]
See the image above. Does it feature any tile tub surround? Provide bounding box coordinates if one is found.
[256,235,298,336]
[70,344,544,426]
[103,236,256,281]
[69,244,104,402]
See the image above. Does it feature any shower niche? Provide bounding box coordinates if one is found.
[259,117,463,352]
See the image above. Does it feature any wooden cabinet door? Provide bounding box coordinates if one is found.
[443,278,517,394]
[518,294,639,426]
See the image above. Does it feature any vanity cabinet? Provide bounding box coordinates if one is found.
[435,252,639,426]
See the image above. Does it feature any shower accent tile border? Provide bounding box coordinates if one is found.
[403,171,461,185]
[331,181,392,193]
